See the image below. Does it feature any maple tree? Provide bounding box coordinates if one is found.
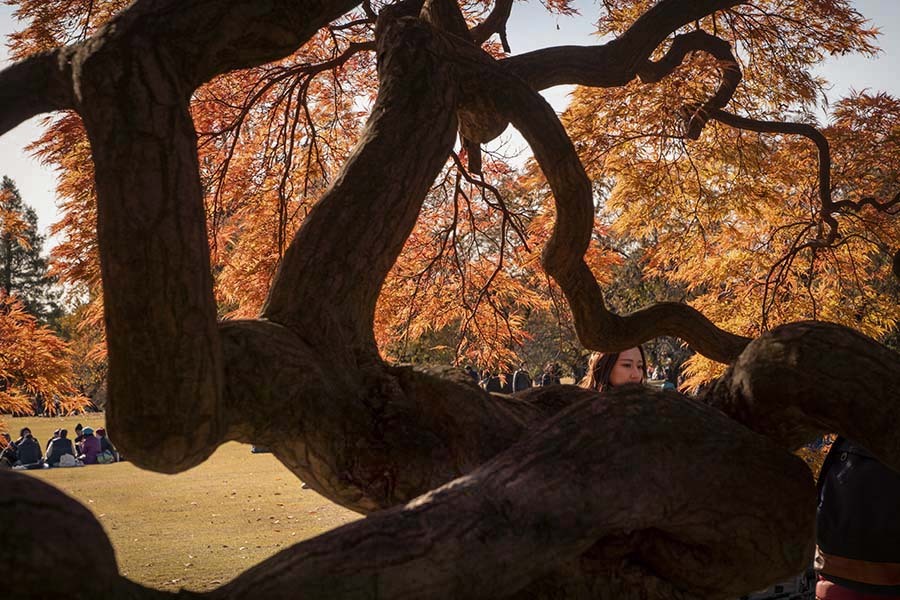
[0,294,89,419]
[2,0,900,598]
[0,177,88,423]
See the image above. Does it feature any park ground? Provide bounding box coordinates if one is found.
[7,414,361,592]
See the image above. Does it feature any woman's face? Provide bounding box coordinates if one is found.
[608,347,645,387]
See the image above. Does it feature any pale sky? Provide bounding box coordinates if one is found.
[0,1,897,242]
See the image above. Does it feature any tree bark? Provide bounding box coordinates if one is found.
[3,0,900,597]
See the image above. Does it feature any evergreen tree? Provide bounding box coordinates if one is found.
[0,175,60,324]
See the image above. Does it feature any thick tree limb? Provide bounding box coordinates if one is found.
[262,14,460,355]
[14,0,370,473]
[218,319,547,513]
[705,321,900,472]
[0,0,363,134]
[84,0,364,88]
[0,468,166,600]
[0,48,76,136]
[215,387,813,600]
[1,385,815,599]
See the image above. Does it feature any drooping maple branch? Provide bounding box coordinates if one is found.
[636,28,899,254]
[709,109,900,240]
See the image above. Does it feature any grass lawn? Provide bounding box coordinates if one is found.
[6,414,361,592]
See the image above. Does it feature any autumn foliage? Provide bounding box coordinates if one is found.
[0,294,89,420]
[5,0,900,380]
[1,176,91,426]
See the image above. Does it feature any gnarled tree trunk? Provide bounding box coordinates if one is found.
[2,0,899,598]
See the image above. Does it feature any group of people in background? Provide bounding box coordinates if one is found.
[471,349,671,395]
[0,423,119,470]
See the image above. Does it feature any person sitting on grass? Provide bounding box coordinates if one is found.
[46,429,76,467]
[14,432,44,470]
[95,428,118,463]
[73,423,84,455]
[78,427,101,465]
[45,429,61,457]
[0,432,16,468]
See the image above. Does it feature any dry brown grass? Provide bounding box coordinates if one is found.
[7,414,360,592]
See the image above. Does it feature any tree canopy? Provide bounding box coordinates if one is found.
[1,0,899,598]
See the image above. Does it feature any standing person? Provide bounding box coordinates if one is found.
[539,362,562,387]
[46,429,76,467]
[78,427,101,465]
[579,347,647,392]
[480,372,502,393]
[815,437,900,599]
[512,365,532,392]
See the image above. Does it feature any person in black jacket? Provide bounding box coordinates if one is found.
[46,429,76,467]
[14,433,43,469]
[815,437,900,598]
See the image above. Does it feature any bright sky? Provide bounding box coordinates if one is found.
[0,1,898,241]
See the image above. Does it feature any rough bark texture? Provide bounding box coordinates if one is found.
[2,0,899,597]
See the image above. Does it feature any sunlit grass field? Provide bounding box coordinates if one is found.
[6,414,360,592]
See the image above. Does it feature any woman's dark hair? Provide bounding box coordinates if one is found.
[579,346,647,392]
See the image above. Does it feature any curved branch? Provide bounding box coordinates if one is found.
[262,14,459,353]
[0,48,76,136]
[392,16,753,362]
[709,108,833,231]
[469,0,514,47]
[500,0,746,91]
[637,30,742,140]
[710,109,900,244]
[414,10,756,363]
